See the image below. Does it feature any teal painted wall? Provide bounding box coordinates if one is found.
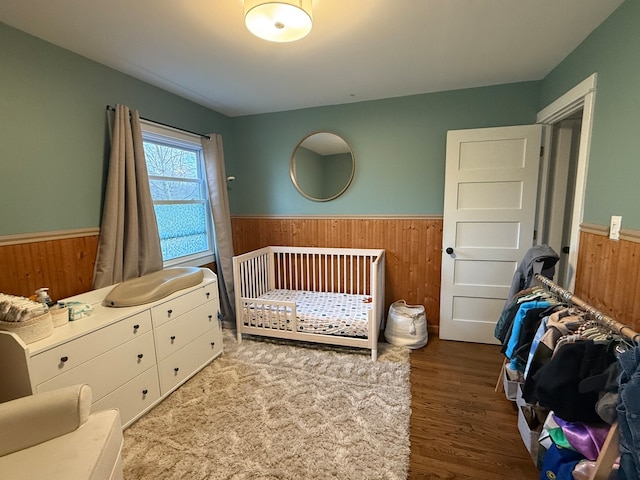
[2,0,635,234]
[292,148,353,200]
[293,147,324,199]
[324,153,353,199]
[229,82,541,215]
[540,0,640,229]
[0,22,230,236]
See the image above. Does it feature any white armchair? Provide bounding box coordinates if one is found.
[0,384,124,480]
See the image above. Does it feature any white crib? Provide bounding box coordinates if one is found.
[233,246,386,360]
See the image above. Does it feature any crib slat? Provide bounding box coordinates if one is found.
[254,256,259,297]
[251,257,257,297]
[245,260,251,297]
[287,252,292,290]
[241,261,246,297]
[312,253,317,291]
[331,254,335,292]
[254,257,257,295]
[328,254,331,292]
[260,253,267,294]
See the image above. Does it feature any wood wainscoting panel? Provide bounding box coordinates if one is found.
[231,216,444,330]
[5,221,636,336]
[574,230,640,331]
[0,235,99,300]
[0,230,217,305]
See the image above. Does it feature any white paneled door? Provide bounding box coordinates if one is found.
[439,125,542,343]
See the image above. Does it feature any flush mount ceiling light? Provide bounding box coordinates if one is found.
[244,0,313,43]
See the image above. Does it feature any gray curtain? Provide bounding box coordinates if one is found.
[93,105,163,289]
[202,134,236,329]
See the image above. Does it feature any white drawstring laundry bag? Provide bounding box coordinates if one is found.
[384,300,428,349]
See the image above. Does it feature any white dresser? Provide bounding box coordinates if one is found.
[0,268,223,428]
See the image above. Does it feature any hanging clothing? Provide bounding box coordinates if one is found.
[495,287,548,342]
[504,244,559,308]
[522,309,585,403]
[532,340,616,424]
[617,345,640,480]
[502,300,551,372]
[524,316,548,379]
[523,276,636,480]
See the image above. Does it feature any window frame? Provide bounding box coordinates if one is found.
[140,120,215,268]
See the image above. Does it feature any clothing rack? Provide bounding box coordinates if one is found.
[534,274,640,344]
[534,274,638,480]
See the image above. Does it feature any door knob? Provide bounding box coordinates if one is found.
[445,247,454,255]
[562,246,570,254]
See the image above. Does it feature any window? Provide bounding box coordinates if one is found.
[141,121,215,267]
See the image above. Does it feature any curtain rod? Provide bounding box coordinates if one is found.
[106,105,210,140]
[535,274,640,343]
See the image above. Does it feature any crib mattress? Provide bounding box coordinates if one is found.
[242,289,373,338]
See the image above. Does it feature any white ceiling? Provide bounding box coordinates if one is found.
[0,0,624,117]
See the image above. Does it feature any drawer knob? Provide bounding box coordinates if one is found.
[142,389,148,395]
[208,315,213,321]
[137,353,144,359]
[174,367,180,373]
[170,335,176,341]
[206,292,210,299]
[133,324,140,331]
[210,342,215,347]
[167,309,173,317]
[60,356,69,363]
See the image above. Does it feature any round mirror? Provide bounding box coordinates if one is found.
[290,131,355,201]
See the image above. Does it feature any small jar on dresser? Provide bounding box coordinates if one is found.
[0,268,223,428]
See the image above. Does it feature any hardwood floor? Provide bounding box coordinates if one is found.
[408,336,540,479]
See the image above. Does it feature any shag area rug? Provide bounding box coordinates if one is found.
[122,331,411,480]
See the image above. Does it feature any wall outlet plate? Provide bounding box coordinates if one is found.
[610,215,622,240]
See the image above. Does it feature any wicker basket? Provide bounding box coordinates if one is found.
[0,312,54,344]
[50,306,69,327]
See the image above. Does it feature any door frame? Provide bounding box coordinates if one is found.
[536,73,597,292]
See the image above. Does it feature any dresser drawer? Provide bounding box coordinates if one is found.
[36,331,156,402]
[202,282,219,302]
[158,328,223,394]
[31,310,152,385]
[154,302,219,361]
[92,366,161,428]
[151,288,211,328]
